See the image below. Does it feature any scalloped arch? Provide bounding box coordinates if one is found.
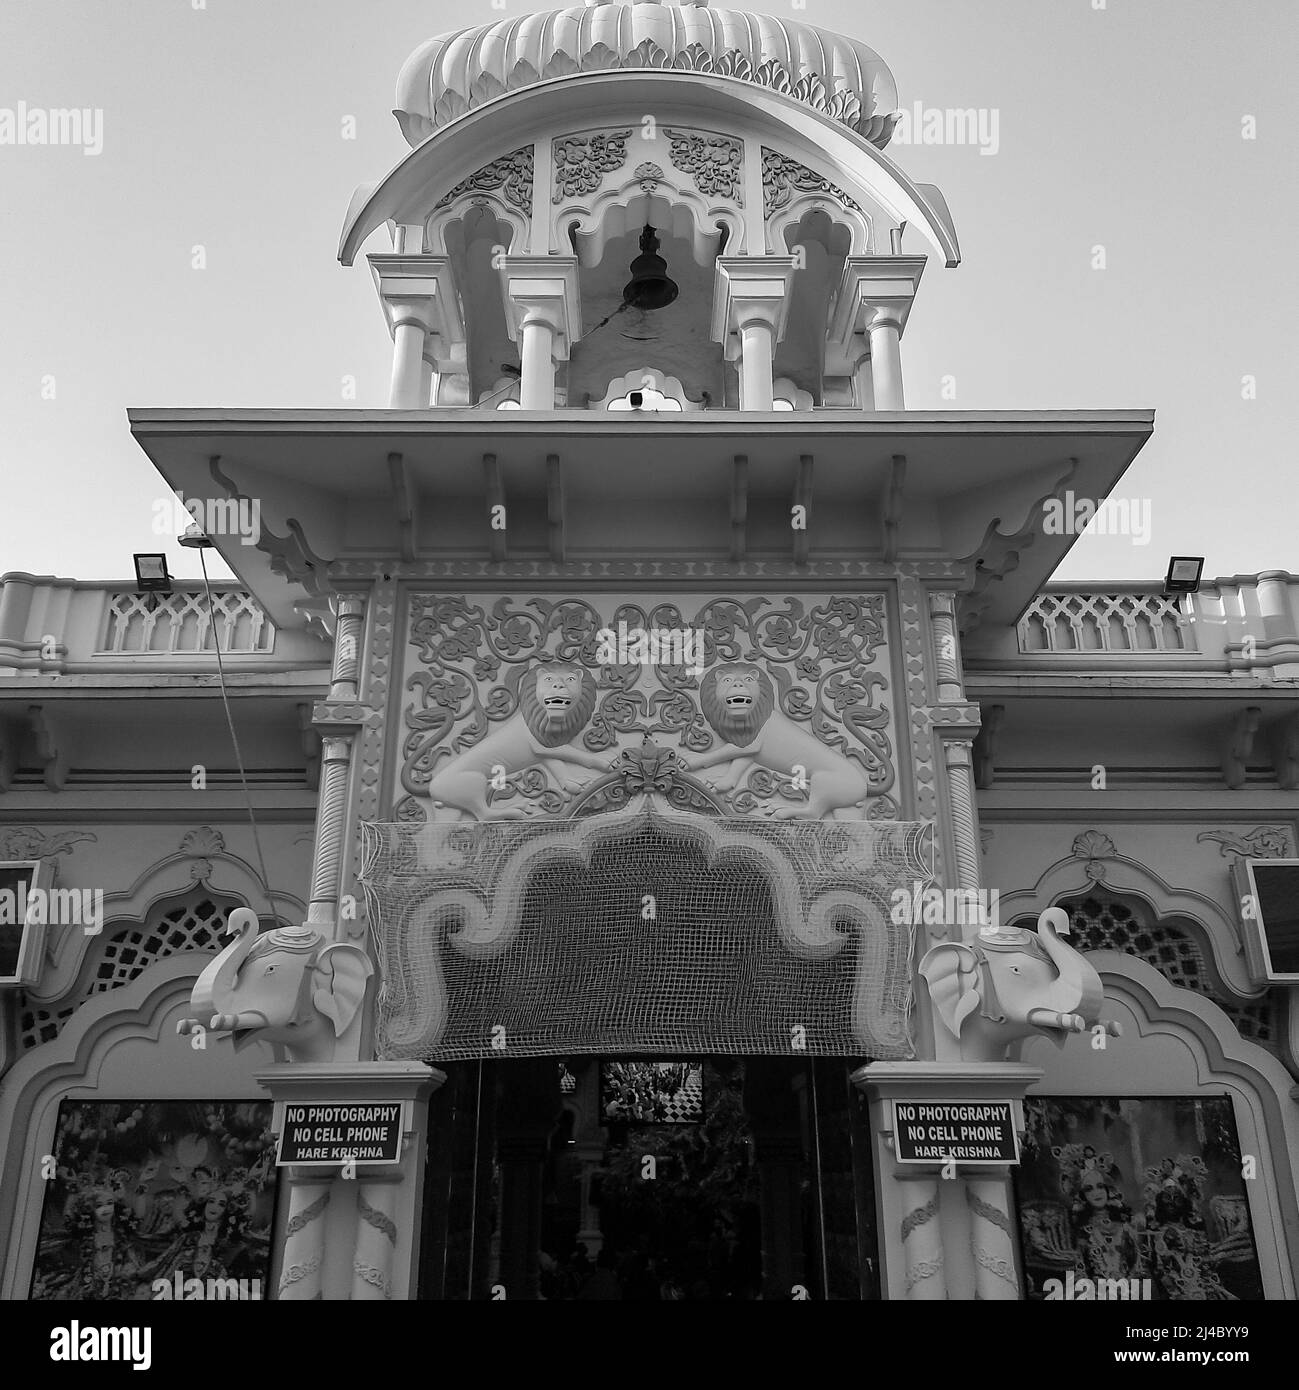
[35,847,304,1003]
[997,847,1256,1003]
[1020,952,1299,1298]
[0,956,277,1299]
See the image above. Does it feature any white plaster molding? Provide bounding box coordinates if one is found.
[497,254,582,355]
[0,955,277,1300]
[710,255,799,359]
[368,254,466,364]
[767,193,872,259]
[560,176,739,269]
[826,255,927,357]
[592,367,704,412]
[1022,952,1299,1300]
[426,196,529,260]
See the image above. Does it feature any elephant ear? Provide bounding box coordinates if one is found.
[919,943,981,1039]
[311,944,375,1037]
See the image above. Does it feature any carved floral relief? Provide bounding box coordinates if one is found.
[396,593,898,823]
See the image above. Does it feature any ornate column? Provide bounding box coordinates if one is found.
[854,1062,1042,1300]
[259,1062,443,1301]
[498,255,581,410]
[943,739,982,927]
[368,254,464,409]
[899,1182,946,1299]
[276,1178,331,1300]
[826,256,926,411]
[712,256,798,411]
[868,313,905,410]
[966,1177,1019,1300]
[928,591,963,703]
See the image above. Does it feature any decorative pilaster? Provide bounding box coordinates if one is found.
[711,256,798,411]
[928,591,963,702]
[307,734,355,930]
[352,1183,401,1300]
[498,255,582,410]
[826,256,926,410]
[942,739,982,931]
[855,1061,1042,1301]
[329,595,366,701]
[369,255,464,409]
[899,1186,946,1299]
[277,1181,330,1300]
[966,1179,1019,1300]
[259,1062,442,1301]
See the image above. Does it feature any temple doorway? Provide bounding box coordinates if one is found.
[419,1055,880,1300]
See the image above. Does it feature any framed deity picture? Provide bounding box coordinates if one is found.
[29,1099,280,1301]
[1014,1095,1264,1301]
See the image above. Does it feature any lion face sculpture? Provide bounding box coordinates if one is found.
[521,664,599,748]
[699,663,775,748]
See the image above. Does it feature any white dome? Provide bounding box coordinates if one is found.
[394,1,900,148]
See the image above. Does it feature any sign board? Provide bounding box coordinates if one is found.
[275,1102,405,1166]
[893,1100,1020,1165]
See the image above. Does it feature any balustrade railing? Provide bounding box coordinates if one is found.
[98,589,274,655]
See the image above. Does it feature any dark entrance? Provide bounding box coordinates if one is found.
[419,1055,879,1300]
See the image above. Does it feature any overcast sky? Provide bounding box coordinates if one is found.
[1,0,1294,585]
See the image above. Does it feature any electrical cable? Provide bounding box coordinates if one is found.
[197,546,277,920]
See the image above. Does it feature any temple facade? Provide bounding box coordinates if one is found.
[1,0,1295,1302]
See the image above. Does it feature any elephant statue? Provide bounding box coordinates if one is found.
[919,907,1122,1063]
[178,908,373,1064]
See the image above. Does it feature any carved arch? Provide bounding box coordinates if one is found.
[35,842,304,1004]
[1020,953,1299,1299]
[592,367,705,412]
[0,955,278,1299]
[771,199,870,258]
[427,198,528,260]
[562,183,738,268]
[998,844,1256,1002]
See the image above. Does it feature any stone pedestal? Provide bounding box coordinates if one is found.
[256,1061,442,1300]
[853,1060,1042,1301]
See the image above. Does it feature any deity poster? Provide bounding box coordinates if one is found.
[1015,1095,1263,1301]
[29,1099,278,1301]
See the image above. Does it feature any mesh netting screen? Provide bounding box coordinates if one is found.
[359,807,930,1063]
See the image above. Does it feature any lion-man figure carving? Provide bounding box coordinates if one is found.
[687,663,871,819]
[429,664,608,819]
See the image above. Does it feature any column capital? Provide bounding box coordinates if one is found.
[827,254,927,357]
[368,253,465,363]
[498,254,582,359]
[711,255,798,361]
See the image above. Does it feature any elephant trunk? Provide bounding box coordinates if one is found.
[1036,907,1103,1025]
[185,907,262,1032]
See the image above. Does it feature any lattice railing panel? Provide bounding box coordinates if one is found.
[1018,592,1194,654]
[99,589,274,655]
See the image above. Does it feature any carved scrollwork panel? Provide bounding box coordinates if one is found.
[396,592,897,823]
